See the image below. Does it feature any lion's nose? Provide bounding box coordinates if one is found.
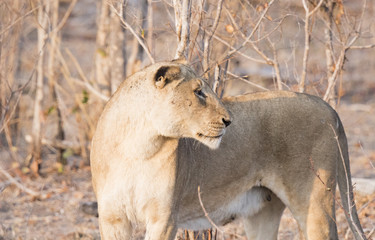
[222,118,231,127]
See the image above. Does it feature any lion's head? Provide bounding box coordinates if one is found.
[144,62,232,149]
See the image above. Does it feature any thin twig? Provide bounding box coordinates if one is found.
[223,3,283,87]
[55,48,96,133]
[209,31,267,64]
[0,5,41,36]
[197,186,246,239]
[197,186,224,232]
[323,0,368,104]
[323,45,345,101]
[357,197,375,214]
[358,142,375,170]
[203,0,224,77]
[225,0,276,60]
[0,167,40,197]
[226,71,270,91]
[224,7,291,59]
[53,0,77,33]
[349,44,375,49]
[64,49,109,101]
[71,77,110,102]
[303,0,324,17]
[0,89,22,134]
[0,13,48,134]
[267,38,283,90]
[109,4,155,64]
[367,228,375,239]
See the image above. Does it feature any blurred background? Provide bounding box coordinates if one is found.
[0,0,374,239]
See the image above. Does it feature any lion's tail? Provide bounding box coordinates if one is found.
[336,119,367,240]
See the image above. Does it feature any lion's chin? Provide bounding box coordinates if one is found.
[196,132,224,149]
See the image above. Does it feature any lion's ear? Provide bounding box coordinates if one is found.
[172,57,188,65]
[154,66,181,89]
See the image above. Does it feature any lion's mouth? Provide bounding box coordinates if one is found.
[197,133,223,139]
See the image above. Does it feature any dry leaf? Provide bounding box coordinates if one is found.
[30,160,40,176]
[225,24,234,34]
[256,5,264,12]
[74,191,85,200]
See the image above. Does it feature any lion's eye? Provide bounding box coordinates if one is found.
[194,89,206,99]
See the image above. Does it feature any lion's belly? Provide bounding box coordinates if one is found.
[177,187,267,230]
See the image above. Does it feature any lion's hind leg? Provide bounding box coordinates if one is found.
[242,189,285,240]
[282,169,338,240]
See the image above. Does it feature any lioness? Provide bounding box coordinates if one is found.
[90,62,367,240]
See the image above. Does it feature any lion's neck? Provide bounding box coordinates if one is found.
[114,112,178,161]
[102,79,180,162]
[124,131,179,161]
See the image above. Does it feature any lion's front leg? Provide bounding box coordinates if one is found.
[142,197,178,240]
[98,207,133,240]
[144,219,177,240]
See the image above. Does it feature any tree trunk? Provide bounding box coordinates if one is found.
[322,1,337,108]
[31,0,49,173]
[96,0,127,95]
[95,0,111,97]
[126,0,148,76]
[173,0,192,60]
[109,1,126,93]
[48,0,66,164]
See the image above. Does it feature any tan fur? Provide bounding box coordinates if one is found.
[91,62,367,240]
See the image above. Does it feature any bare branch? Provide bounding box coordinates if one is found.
[197,186,246,239]
[269,39,283,90]
[323,47,345,101]
[197,187,224,233]
[203,0,224,78]
[209,31,267,64]
[349,44,375,49]
[355,0,368,35]
[299,9,310,92]
[304,0,324,17]
[0,37,41,134]
[225,0,276,60]
[71,77,110,102]
[53,0,78,34]
[0,166,40,198]
[62,48,109,101]
[225,6,282,88]
[323,0,369,103]
[0,90,22,134]
[0,5,40,36]
[109,3,155,64]
[227,71,270,91]
[299,0,323,92]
